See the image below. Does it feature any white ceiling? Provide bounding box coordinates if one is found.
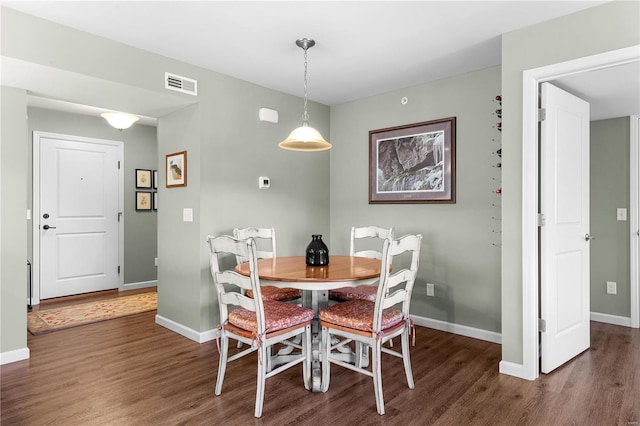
[3,1,638,121]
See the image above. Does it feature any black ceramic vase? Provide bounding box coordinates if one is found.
[306,234,329,266]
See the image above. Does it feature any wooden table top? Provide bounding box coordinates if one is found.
[235,255,381,286]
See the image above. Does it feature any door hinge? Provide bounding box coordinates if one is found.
[118,161,121,170]
[539,318,546,333]
[538,108,546,121]
[117,265,121,274]
[537,213,545,227]
[118,212,123,222]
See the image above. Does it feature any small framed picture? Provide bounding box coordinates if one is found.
[136,169,152,189]
[152,170,158,189]
[152,192,158,211]
[136,191,152,211]
[166,151,187,188]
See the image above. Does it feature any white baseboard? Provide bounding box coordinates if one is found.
[0,347,30,365]
[122,280,157,291]
[410,314,502,344]
[499,360,536,380]
[155,314,218,343]
[590,311,632,327]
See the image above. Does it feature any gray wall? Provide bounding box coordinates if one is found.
[501,1,640,364]
[26,107,158,286]
[330,66,502,333]
[0,5,330,355]
[591,117,630,317]
[0,86,28,354]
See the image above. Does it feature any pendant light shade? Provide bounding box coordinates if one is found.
[279,124,331,152]
[279,38,331,152]
[101,112,139,130]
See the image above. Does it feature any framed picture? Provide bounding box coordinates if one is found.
[152,192,158,211]
[135,169,152,189]
[369,117,456,204]
[166,151,187,188]
[136,191,152,211]
[152,170,158,189]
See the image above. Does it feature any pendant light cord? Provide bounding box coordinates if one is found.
[302,46,309,126]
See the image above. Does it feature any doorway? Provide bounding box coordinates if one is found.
[32,132,124,304]
[520,45,640,380]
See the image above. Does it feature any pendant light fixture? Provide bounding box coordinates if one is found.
[101,112,139,130]
[279,38,331,152]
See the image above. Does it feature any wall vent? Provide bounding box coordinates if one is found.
[165,72,197,96]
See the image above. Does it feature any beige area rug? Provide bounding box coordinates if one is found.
[27,292,157,335]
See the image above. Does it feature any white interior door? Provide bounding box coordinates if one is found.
[540,82,591,374]
[39,135,121,299]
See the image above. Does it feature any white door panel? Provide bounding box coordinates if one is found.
[540,82,590,374]
[40,136,120,299]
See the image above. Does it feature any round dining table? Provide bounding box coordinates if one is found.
[235,255,382,392]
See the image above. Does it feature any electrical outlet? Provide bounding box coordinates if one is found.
[606,281,617,295]
[426,283,435,297]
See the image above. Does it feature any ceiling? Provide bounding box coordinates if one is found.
[3,1,638,121]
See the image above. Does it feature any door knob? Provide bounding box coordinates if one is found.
[585,233,595,242]
[42,224,57,230]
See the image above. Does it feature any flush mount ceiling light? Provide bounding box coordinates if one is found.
[101,112,139,130]
[279,38,331,152]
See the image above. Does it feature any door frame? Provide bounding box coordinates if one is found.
[519,45,640,381]
[32,131,124,305]
[631,114,639,329]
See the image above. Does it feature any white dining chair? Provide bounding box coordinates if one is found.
[329,226,394,302]
[233,227,302,302]
[319,233,422,415]
[207,235,313,418]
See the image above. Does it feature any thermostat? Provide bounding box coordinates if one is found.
[258,176,270,189]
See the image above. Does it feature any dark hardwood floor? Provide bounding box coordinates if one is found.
[2,295,638,425]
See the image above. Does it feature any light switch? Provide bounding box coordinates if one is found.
[183,208,193,222]
[617,208,627,221]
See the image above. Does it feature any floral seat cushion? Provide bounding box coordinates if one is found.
[319,300,403,332]
[228,300,313,333]
[246,286,302,301]
[329,285,377,302]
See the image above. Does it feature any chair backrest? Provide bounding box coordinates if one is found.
[207,235,266,333]
[350,226,394,260]
[233,227,277,263]
[373,234,422,332]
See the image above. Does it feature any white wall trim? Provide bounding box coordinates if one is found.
[499,360,531,380]
[155,314,218,343]
[122,280,157,291]
[0,347,30,365]
[630,115,639,328]
[590,312,632,327]
[32,131,124,305]
[410,314,502,344]
[520,45,640,381]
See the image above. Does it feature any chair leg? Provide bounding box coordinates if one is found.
[255,344,268,418]
[321,326,331,392]
[401,328,415,389]
[354,342,363,368]
[303,325,312,391]
[372,339,385,415]
[215,330,229,396]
